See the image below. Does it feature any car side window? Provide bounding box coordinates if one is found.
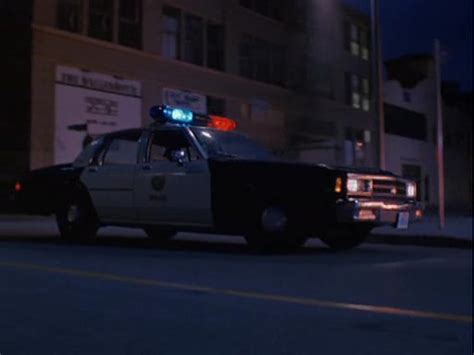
[102,132,141,165]
[148,129,200,163]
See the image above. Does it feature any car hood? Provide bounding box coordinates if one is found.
[209,157,397,177]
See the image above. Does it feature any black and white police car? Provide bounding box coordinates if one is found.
[14,105,423,250]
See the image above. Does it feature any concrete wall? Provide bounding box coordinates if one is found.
[384,74,472,210]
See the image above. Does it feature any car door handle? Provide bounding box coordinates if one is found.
[141,164,152,171]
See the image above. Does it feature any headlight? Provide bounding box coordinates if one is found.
[347,178,372,193]
[407,182,417,198]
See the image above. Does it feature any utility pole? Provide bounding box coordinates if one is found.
[371,0,386,170]
[434,39,446,228]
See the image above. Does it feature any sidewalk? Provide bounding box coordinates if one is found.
[369,211,472,248]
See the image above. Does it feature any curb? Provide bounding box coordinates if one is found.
[0,214,472,249]
[367,234,472,249]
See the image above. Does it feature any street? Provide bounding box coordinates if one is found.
[0,219,472,355]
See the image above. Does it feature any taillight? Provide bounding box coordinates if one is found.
[14,182,22,192]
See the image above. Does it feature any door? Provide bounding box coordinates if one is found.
[81,130,142,222]
[134,128,213,227]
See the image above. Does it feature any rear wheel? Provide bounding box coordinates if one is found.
[143,227,177,241]
[56,189,99,240]
[320,225,372,251]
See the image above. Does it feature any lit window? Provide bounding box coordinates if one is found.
[350,24,360,56]
[360,29,369,61]
[362,78,370,111]
[351,74,361,109]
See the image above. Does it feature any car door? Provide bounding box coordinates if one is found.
[81,130,142,223]
[134,128,213,227]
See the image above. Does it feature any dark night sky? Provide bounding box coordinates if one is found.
[344,0,473,91]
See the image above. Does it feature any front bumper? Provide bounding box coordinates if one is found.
[336,198,423,226]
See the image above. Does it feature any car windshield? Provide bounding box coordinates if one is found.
[191,128,275,160]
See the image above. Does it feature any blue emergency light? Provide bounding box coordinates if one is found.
[149,105,237,131]
[149,105,194,124]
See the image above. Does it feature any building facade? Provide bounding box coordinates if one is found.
[383,55,472,211]
[1,0,377,188]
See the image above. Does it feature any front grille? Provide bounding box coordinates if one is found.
[372,178,407,198]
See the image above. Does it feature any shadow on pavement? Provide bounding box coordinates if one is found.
[0,234,336,256]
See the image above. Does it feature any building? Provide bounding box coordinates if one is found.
[0,0,377,191]
[383,54,472,211]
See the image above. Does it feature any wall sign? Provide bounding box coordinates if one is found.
[162,88,207,114]
[54,65,142,164]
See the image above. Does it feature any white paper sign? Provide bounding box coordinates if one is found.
[54,65,142,164]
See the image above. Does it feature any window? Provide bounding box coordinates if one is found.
[148,130,200,163]
[57,0,83,33]
[344,128,366,166]
[57,0,142,49]
[362,78,370,111]
[73,138,102,167]
[239,34,253,79]
[350,24,359,56]
[88,0,114,41]
[345,73,370,111]
[345,22,370,61]
[207,96,226,116]
[384,103,427,141]
[240,0,284,21]
[119,0,142,49]
[207,23,225,71]
[360,28,369,60]
[403,91,412,102]
[184,14,204,65]
[103,133,141,165]
[239,34,286,86]
[162,6,181,59]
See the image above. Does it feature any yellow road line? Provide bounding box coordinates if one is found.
[0,261,471,324]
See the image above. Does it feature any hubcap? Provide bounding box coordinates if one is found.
[261,207,287,234]
[66,204,80,223]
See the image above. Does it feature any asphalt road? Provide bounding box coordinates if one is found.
[0,220,472,355]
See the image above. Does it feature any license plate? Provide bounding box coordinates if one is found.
[396,212,409,229]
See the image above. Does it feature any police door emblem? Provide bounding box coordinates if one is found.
[151,176,166,191]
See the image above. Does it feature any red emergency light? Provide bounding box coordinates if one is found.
[208,115,237,131]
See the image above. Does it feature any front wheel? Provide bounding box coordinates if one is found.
[56,191,99,241]
[319,225,372,251]
[245,205,305,252]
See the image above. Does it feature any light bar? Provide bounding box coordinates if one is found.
[208,115,237,131]
[149,105,237,131]
[150,105,194,123]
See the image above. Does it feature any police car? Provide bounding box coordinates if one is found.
[14,105,423,250]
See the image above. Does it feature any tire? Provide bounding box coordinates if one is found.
[56,188,99,241]
[143,227,176,241]
[320,225,372,251]
[245,205,304,252]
